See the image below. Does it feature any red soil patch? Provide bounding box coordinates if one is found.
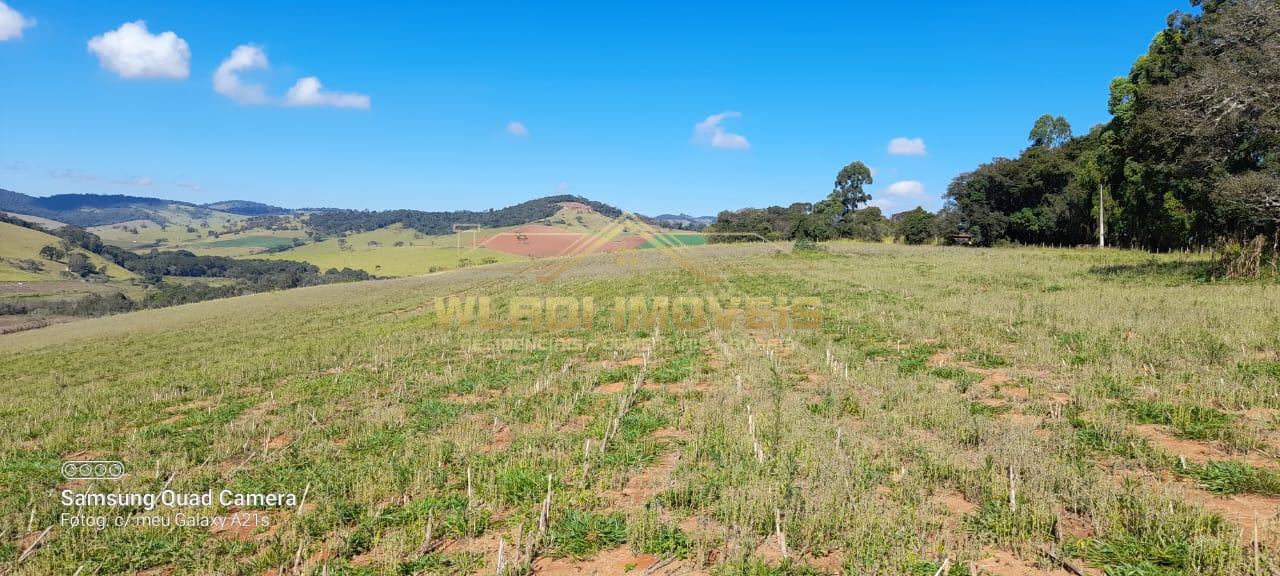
[1123,471,1280,546]
[1132,424,1277,469]
[1179,488,1280,545]
[445,389,501,405]
[559,414,593,433]
[595,381,629,394]
[479,225,647,258]
[533,546,663,576]
[600,356,647,369]
[651,427,689,441]
[136,567,176,576]
[975,549,1080,576]
[266,433,293,450]
[616,450,680,509]
[482,425,513,454]
[935,489,978,518]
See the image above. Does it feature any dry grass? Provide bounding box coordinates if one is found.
[1,242,1278,575]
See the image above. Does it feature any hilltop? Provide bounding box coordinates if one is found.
[0,189,296,228]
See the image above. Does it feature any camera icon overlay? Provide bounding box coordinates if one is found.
[61,460,125,481]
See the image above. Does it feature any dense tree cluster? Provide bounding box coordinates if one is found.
[708,161,899,243]
[945,0,1280,249]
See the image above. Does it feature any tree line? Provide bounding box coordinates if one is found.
[707,161,947,245]
[945,0,1279,249]
[304,195,625,236]
[709,0,1278,254]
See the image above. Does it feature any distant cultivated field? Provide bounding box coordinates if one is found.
[640,234,706,249]
[256,226,526,277]
[91,206,249,249]
[2,244,1279,574]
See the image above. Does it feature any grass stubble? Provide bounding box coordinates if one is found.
[0,243,1278,574]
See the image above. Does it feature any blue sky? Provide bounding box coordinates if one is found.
[0,1,1185,216]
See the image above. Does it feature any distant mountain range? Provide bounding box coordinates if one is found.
[0,189,695,232]
[0,189,295,227]
[651,213,715,230]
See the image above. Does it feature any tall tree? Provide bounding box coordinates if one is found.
[828,161,874,218]
[1028,114,1073,148]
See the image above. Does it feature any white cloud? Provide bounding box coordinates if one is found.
[113,176,153,187]
[87,21,189,79]
[887,137,927,156]
[693,111,750,150]
[177,181,205,193]
[48,168,97,182]
[213,44,270,105]
[506,121,529,137]
[284,76,370,109]
[868,198,897,211]
[884,180,925,197]
[556,182,570,193]
[0,2,34,41]
[213,44,369,109]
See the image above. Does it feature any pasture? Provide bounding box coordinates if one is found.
[1,243,1278,575]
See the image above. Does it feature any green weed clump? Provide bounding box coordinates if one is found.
[555,510,627,558]
[1124,400,1233,442]
[1184,461,1280,496]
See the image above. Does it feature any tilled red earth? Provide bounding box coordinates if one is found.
[478,224,647,257]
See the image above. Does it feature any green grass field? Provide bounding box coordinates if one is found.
[202,235,298,249]
[90,204,251,250]
[256,226,525,277]
[0,222,134,281]
[2,243,1279,574]
[640,234,707,249]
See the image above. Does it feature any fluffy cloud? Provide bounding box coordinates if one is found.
[506,121,529,137]
[87,21,189,79]
[213,45,370,109]
[884,180,925,197]
[693,111,750,150]
[0,1,34,41]
[887,137,927,156]
[284,76,371,109]
[213,44,270,104]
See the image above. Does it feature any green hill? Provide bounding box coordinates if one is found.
[0,221,133,281]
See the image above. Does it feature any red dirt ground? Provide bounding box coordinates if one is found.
[479,225,647,257]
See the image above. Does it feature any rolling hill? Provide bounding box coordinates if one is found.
[0,189,291,228]
[0,190,705,277]
[0,220,133,281]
